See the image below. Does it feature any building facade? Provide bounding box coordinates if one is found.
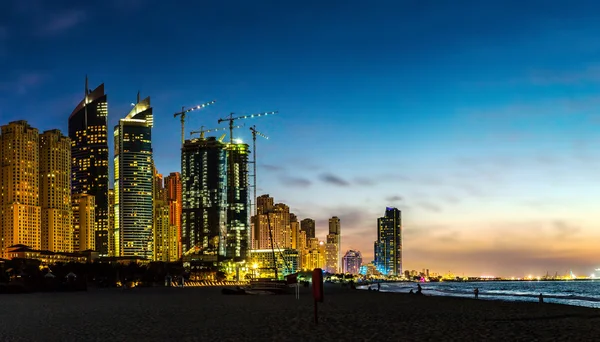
[164,172,182,258]
[374,207,402,276]
[225,142,250,261]
[0,121,41,256]
[300,218,316,239]
[68,79,109,255]
[114,94,154,258]
[342,250,362,274]
[107,189,115,256]
[181,136,227,257]
[72,193,95,252]
[324,216,341,273]
[39,130,72,252]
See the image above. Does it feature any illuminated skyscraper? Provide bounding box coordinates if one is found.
[153,167,177,262]
[225,142,250,261]
[72,193,95,251]
[107,189,115,256]
[39,130,72,252]
[342,250,362,274]
[181,136,227,258]
[164,172,182,258]
[0,121,41,256]
[325,216,341,273]
[300,218,316,239]
[114,94,154,259]
[374,207,402,276]
[69,78,109,255]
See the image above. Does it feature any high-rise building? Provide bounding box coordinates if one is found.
[0,121,41,256]
[107,189,115,256]
[181,136,227,258]
[69,78,109,255]
[325,216,341,273]
[72,193,95,251]
[253,199,293,250]
[300,218,316,239]
[114,94,154,258]
[225,142,250,261]
[342,250,362,274]
[39,130,72,252]
[153,199,177,262]
[164,172,182,257]
[374,207,402,276]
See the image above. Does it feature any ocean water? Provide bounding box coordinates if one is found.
[361,281,600,308]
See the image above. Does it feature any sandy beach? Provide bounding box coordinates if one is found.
[1,284,599,341]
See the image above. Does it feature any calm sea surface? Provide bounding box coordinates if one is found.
[360,281,600,308]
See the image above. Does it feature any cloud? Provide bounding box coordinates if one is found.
[385,195,403,203]
[319,173,350,187]
[261,164,284,172]
[280,176,311,187]
[552,220,581,239]
[0,72,49,95]
[354,177,375,186]
[39,10,86,36]
[417,201,442,213]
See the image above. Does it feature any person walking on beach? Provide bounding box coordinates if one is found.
[539,293,544,303]
[377,283,381,292]
[416,283,423,295]
[474,288,479,299]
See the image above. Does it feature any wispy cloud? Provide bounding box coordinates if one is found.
[38,10,86,36]
[0,72,49,95]
[385,195,403,203]
[319,173,350,187]
[417,201,442,213]
[280,176,311,187]
[262,164,284,172]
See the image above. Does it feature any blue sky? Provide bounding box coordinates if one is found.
[2,0,600,276]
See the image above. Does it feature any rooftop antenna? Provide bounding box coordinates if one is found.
[137,91,140,103]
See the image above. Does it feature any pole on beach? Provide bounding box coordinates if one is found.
[312,268,324,324]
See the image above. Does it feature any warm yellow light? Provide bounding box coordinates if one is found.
[252,263,259,269]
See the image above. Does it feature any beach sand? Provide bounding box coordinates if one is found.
[1,284,599,341]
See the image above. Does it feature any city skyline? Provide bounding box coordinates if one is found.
[2,1,600,275]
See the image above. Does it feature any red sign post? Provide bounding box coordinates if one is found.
[312,268,324,324]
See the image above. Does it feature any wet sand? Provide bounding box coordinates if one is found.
[1,284,599,341]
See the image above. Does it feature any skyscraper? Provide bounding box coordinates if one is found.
[107,189,115,256]
[72,193,95,252]
[300,218,316,239]
[69,78,109,255]
[225,142,250,261]
[325,216,341,273]
[114,94,154,258]
[164,172,182,257]
[181,136,227,258]
[374,207,402,276]
[342,250,362,274]
[0,121,41,256]
[39,129,72,252]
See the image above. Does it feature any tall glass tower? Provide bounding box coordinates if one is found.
[68,77,109,255]
[181,136,227,258]
[225,143,250,261]
[113,94,153,258]
[374,207,402,276]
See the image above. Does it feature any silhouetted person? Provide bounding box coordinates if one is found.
[474,288,479,299]
[539,293,544,303]
[409,289,414,294]
[416,284,422,295]
[377,283,381,292]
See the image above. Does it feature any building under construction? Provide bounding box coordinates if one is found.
[181,136,250,265]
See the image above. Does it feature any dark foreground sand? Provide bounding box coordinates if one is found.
[1,285,600,341]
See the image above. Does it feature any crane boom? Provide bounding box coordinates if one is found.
[249,125,269,218]
[190,125,243,139]
[217,111,277,145]
[173,100,216,144]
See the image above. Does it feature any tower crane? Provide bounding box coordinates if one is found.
[217,111,277,145]
[173,100,216,144]
[249,125,268,217]
[189,125,243,140]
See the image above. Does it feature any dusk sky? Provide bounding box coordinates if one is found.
[2,0,600,276]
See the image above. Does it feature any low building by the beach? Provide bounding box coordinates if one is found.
[250,249,300,279]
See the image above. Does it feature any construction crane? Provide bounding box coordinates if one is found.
[249,125,268,217]
[217,111,278,145]
[173,100,216,144]
[189,125,243,140]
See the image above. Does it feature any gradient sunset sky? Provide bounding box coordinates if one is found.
[1,0,600,277]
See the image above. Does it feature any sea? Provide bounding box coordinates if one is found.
[360,281,600,309]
